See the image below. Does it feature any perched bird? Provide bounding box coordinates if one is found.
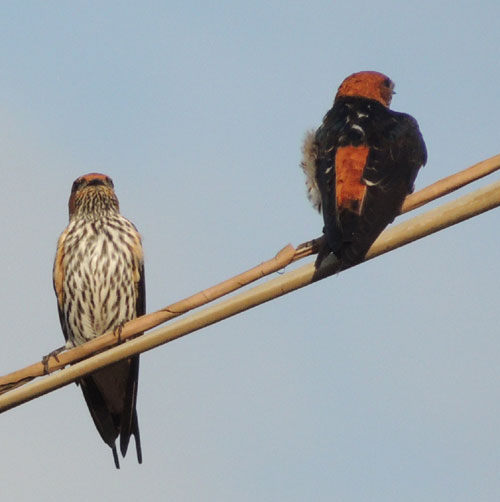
[53,173,145,468]
[301,71,427,269]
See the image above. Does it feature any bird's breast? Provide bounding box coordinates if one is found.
[61,219,140,345]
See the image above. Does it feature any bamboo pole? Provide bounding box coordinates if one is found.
[1,153,500,396]
[0,153,499,395]
[1,178,499,413]
[0,244,297,392]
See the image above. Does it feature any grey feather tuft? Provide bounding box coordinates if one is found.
[300,129,321,212]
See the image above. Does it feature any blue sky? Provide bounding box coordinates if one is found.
[0,2,499,500]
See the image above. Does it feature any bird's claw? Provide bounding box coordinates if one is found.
[42,346,65,375]
[113,321,127,345]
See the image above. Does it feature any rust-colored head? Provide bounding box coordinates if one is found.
[68,173,119,219]
[335,71,395,107]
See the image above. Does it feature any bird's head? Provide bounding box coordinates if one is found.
[335,71,395,107]
[68,173,120,219]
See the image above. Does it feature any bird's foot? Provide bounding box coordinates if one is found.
[113,321,127,345]
[41,346,65,374]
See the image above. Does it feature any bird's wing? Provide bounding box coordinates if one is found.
[119,261,145,462]
[313,107,347,255]
[362,111,427,191]
[53,230,71,344]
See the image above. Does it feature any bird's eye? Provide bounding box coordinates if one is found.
[383,78,392,88]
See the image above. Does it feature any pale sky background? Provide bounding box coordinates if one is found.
[1,2,499,501]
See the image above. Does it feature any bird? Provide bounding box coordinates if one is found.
[53,173,145,468]
[301,71,427,269]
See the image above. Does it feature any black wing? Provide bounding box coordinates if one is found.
[119,262,145,463]
[362,111,427,192]
[313,104,348,257]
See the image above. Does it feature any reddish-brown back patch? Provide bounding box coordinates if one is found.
[335,145,370,214]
